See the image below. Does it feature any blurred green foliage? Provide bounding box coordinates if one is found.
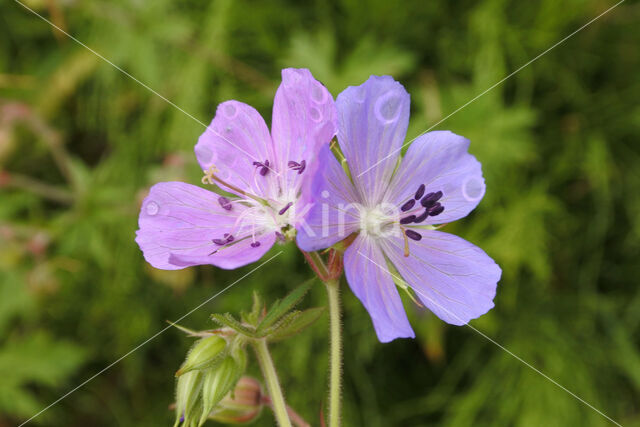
[1,0,639,425]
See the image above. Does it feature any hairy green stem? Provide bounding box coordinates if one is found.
[253,339,292,427]
[325,279,342,427]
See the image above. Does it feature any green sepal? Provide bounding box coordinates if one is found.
[174,370,203,427]
[267,307,326,341]
[211,313,259,338]
[256,279,315,332]
[176,335,227,376]
[198,351,246,427]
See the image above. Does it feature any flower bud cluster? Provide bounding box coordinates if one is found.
[174,335,252,427]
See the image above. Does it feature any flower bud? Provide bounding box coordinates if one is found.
[176,335,226,376]
[174,370,204,427]
[208,376,263,424]
[199,354,245,425]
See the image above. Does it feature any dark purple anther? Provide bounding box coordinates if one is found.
[420,190,443,208]
[253,159,270,176]
[278,202,293,215]
[218,196,232,211]
[414,184,425,200]
[428,203,444,217]
[288,159,306,174]
[414,209,429,223]
[400,199,415,212]
[404,229,422,241]
[400,215,416,225]
[251,241,261,248]
[213,233,234,245]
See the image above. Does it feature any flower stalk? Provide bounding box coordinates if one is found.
[252,338,292,427]
[325,279,342,427]
[301,249,344,427]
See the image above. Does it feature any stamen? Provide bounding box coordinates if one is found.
[201,166,264,203]
[253,159,270,176]
[414,209,429,223]
[288,160,306,174]
[404,229,422,241]
[400,199,415,212]
[428,203,444,217]
[414,184,425,200]
[400,215,416,225]
[403,230,410,257]
[278,202,293,215]
[218,196,232,211]
[420,190,443,208]
[212,233,234,246]
[251,241,261,248]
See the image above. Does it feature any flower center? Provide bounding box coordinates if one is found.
[359,205,396,238]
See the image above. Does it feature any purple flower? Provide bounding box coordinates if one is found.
[136,69,336,270]
[297,76,501,342]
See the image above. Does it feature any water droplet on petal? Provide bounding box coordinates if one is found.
[309,106,322,122]
[353,87,366,103]
[283,69,303,88]
[321,190,330,198]
[223,103,238,119]
[195,145,213,163]
[374,91,403,123]
[462,176,486,202]
[311,82,327,103]
[146,201,159,216]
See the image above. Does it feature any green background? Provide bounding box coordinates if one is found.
[1,0,639,425]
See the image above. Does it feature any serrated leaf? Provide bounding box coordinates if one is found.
[211,313,258,338]
[257,279,315,332]
[268,307,326,341]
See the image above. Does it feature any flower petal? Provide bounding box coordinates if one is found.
[271,68,337,209]
[381,230,500,325]
[135,182,274,270]
[344,235,415,342]
[296,144,360,251]
[336,75,410,206]
[385,131,485,224]
[194,101,275,197]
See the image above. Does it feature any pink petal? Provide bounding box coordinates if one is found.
[296,145,360,251]
[194,101,275,198]
[135,182,274,270]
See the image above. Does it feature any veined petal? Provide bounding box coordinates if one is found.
[336,75,410,207]
[381,230,500,325]
[271,68,337,213]
[296,144,360,251]
[168,232,276,270]
[385,131,485,224]
[344,235,415,342]
[194,101,275,198]
[135,182,274,270]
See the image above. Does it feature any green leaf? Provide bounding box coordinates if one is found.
[268,307,326,341]
[210,313,258,338]
[257,279,315,332]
